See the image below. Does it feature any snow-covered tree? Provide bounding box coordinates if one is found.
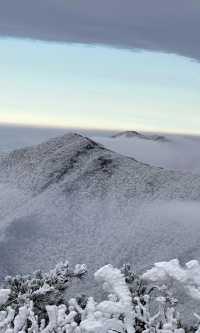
[1,261,87,322]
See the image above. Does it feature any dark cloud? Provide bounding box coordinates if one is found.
[0,0,200,60]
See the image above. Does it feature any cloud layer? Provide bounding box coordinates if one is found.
[1,0,200,60]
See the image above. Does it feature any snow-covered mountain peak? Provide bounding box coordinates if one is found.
[0,132,110,193]
[112,130,168,142]
[112,130,141,138]
[1,132,200,293]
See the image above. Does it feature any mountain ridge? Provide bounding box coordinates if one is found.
[112,130,169,142]
[1,132,200,289]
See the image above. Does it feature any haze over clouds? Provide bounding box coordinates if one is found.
[95,134,200,174]
[0,0,200,61]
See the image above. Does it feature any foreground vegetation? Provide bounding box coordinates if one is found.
[0,259,200,333]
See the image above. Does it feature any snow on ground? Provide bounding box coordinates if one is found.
[1,125,200,175]
[0,133,200,282]
[0,130,200,320]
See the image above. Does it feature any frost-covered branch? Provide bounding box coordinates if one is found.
[1,259,200,332]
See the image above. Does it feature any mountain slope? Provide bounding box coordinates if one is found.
[1,133,200,283]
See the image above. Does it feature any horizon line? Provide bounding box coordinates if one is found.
[0,121,200,137]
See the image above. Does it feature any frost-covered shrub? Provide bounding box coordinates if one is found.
[1,259,200,332]
[121,264,181,333]
[1,261,87,323]
[143,259,200,301]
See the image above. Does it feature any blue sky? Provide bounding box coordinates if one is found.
[1,37,200,134]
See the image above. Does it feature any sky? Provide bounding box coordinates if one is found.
[1,0,200,61]
[0,1,200,134]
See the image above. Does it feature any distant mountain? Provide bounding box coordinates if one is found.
[95,132,200,174]
[1,132,200,293]
[112,130,168,142]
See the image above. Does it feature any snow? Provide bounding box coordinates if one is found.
[1,260,198,332]
[0,290,10,307]
[143,259,200,301]
[1,132,200,303]
[95,265,134,333]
